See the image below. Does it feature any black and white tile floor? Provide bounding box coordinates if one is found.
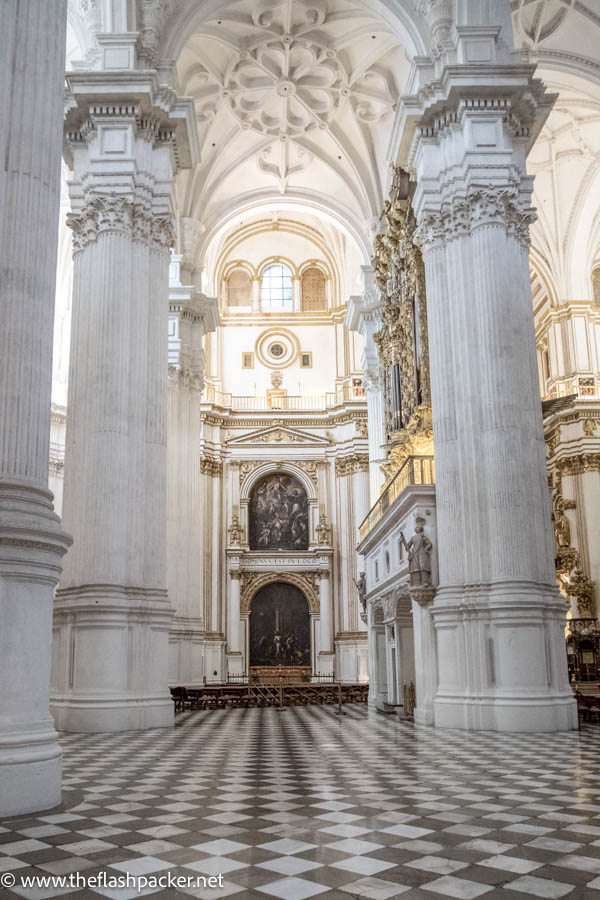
[2,706,600,900]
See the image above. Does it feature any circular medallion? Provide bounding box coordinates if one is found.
[255,328,300,369]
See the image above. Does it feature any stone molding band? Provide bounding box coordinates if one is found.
[67,194,175,253]
[415,187,536,253]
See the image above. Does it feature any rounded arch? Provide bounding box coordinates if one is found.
[160,0,429,70]
[257,256,299,279]
[240,463,317,503]
[241,572,319,615]
[222,259,256,280]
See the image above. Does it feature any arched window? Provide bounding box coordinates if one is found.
[301,266,326,311]
[261,264,293,311]
[593,265,600,307]
[227,267,252,307]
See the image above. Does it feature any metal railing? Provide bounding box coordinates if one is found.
[202,384,362,411]
[359,455,435,542]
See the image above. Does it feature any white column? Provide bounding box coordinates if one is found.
[318,569,334,676]
[364,372,386,501]
[252,277,261,312]
[293,276,302,312]
[411,596,437,726]
[345,270,386,502]
[227,570,244,676]
[411,65,576,731]
[0,0,71,817]
[51,74,197,732]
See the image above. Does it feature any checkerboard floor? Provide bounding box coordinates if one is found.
[2,707,600,900]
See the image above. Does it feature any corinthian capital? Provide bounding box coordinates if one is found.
[415,186,536,253]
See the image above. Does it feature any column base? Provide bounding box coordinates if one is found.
[51,585,173,733]
[50,697,173,733]
[414,707,435,726]
[433,695,578,732]
[432,583,578,733]
[316,652,335,678]
[0,723,62,818]
[226,652,244,678]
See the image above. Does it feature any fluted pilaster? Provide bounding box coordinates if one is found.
[0,0,71,816]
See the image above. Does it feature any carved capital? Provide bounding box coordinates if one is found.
[415,187,536,253]
[409,585,436,607]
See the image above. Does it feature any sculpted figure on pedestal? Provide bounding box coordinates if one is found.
[401,517,432,587]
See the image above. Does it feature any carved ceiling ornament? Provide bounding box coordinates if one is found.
[240,570,320,615]
[223,0,396,139]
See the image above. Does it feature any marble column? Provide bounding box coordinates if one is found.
[227,571,244,676]
[0,0,71,816]
[411,594,437,726]
[345,268,386,502]
[411,67,577,731]
[317,569,334,676]
[51,73,197,732]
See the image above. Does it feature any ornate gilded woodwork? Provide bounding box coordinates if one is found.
[372,167,433,485]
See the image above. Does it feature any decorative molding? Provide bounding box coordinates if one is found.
[241,556,330,569]
[168,365,204,392]
[67,194,174,253]
[556,453,600,476]
[335,454,370,477]
[415,186,536,253]
[240,571,319,615]
[199,457,223,477]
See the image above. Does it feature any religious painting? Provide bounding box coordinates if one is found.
[249,473,309,551]
[250,583,311,668]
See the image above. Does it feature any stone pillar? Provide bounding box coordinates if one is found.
[363,372,386,502]
[410,65,576,731]
[293,276,302,312]
[51,73,198,732]
[227,570,244,676]
[0,0,71,816]
[345,269,386,502]
[410,591,437,726]
[317,569,334,676]
[252,277,261,312]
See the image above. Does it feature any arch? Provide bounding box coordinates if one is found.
[160,0,428,72]
[592,265,600,307]
[240,463,317,503]
[248,581,312,669]
[241,572,319,615]
[249,472,309,551]
[257,256,299,279]
[301,265,327,312]
[226,266,253,308]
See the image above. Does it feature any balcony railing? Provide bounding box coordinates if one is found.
[359,455,435,543]
[202,384,363,411]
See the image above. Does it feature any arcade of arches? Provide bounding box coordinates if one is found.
[2,0,600,828]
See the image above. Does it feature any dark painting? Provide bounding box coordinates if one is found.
[250,583,311,667]
[249,473,309,551]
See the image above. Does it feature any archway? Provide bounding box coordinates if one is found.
[249,583,311,679]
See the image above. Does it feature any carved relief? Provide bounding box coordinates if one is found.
[371,167,433,482]
[335,454,370,477]
[199,457,223,477]
[567,567,596,619]
[415,186,536,253]
[67,194,174,253]
[315,513,332,546]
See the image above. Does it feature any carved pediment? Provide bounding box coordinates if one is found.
[226,424,331,446]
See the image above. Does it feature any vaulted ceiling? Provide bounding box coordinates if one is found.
[172,0,411,258]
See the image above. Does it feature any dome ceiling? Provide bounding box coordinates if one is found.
[174,0,409,246]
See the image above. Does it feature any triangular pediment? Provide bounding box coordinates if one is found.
[226,424,332,446]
